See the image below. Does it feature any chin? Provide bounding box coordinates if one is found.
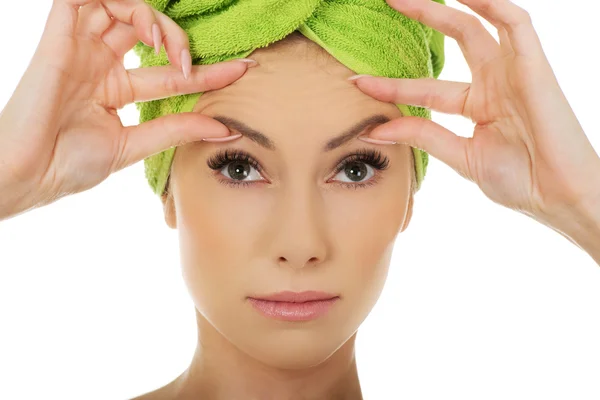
[210,304,357,369]
[234,328,353,370]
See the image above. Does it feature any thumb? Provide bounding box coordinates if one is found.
[114,112,234,172]
[367,116,473,181]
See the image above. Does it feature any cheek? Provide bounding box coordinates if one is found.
[327,184,406,306]
[178,182,269,253]
[329,184,406,263]
[176,187,271,301]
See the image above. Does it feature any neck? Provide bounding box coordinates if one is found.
[168,309,363,400]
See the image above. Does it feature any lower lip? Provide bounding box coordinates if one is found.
[248,297,339,321]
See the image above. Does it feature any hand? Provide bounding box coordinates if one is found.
[0,0,254,219]
[353,0,600,224]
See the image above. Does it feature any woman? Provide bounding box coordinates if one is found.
[1,0,599,399]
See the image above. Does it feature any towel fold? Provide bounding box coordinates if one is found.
[134,0,446,196]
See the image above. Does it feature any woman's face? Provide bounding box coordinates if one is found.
[162,34,414,369]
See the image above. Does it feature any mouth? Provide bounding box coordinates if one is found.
[249,290,339,303]
[247,291,340,322]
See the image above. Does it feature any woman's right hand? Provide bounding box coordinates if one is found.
[0,0,255,220]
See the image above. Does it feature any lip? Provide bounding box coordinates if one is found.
[247,291,340,322]
[250,290,339,303]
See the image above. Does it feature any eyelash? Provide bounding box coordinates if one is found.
[206,148,390,189]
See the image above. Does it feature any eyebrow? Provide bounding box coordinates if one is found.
[211,114,393,152]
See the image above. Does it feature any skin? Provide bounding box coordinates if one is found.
[133,32,415,400]
[355,0,600,264]
[1,0,598,397]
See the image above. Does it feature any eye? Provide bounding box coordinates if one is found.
[207,148,390,189]
[207,149,266,187]
[328,148,390,189]
[221,160,263,183]
[332,161,375,183]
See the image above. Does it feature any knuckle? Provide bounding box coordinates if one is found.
[468,15,485,29]
[412,7,426,25]
[129,5,140,25]
[506,5,532,27]
[162,26,189,50]
[201,73,212,90]
[140,2,159,25]
[174,137,188,148]
[465,15,485,33]
[515,9,532,25]
[390,78,403,102]
[450,16,484,41]
[131,2,153,27]
[478,0,493,14]
[449,23,466,41]
[163,73,181,94]
[422,87,436,109]
[198,67,217,90]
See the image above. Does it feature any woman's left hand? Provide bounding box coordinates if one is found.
[353,0,600,225]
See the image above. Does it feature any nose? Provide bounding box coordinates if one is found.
[272,189,328,270]
[278,255,321,268]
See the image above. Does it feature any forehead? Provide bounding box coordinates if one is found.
[192,34,401,144]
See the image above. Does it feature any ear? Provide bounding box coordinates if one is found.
[400,193,413,233]
[161,190,177,229]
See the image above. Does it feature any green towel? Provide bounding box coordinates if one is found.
[134,0,446,197]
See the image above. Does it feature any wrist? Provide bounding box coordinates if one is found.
[544,185,600,265]
[0,173,38,221]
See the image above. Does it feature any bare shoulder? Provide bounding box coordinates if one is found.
[128,371,191,399]
[129,383,175,400]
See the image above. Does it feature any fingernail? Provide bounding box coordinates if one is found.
[152,23,162,55]
[348,74,372,82]
[181,48,192,80]
[202,133,242,142]
[234,58,259,68]
[358,135,397,145]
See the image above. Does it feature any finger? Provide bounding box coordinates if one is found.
[50,0,157,50]
[101,0,192,77]
[101,20,138,57]
[114,113,237,172]
[350,76,471,116]
[48,0,189,76]
[456,0,543,57]
[76,1,130,43]
[386,0,500,72]
[44,1,81,39]
[126,59,255,104]
[498,26,514,56]
[99,0,158,53]
[365,116,473,181]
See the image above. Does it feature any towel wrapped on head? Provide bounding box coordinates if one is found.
[134,0,446,197]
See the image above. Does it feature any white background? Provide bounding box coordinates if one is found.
[1,1,599,399]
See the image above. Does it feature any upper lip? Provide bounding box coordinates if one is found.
[249,290,339,303]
